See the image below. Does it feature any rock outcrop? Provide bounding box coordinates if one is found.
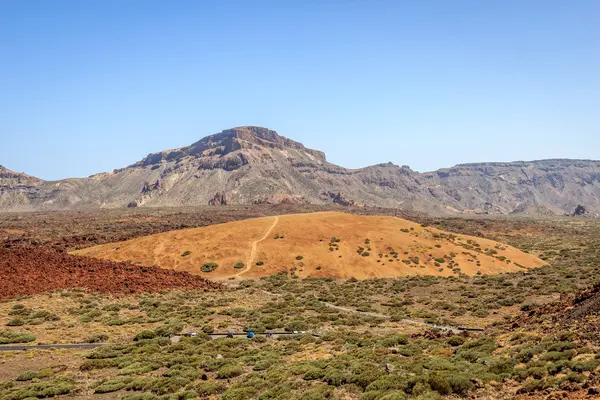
[208,192,228,206]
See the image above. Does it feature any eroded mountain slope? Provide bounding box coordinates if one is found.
[2,127,599,215]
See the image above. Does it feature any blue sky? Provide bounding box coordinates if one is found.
[1,0,599,180]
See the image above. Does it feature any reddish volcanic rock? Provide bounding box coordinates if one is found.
[0,246,221,300]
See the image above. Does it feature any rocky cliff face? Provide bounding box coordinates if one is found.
[1,127,599,216]
[420,160,600,215]
[0,165,43,187]
[0,165,45,211]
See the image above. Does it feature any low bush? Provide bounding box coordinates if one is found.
[16,371,40,381]
[201,262,218,273]
[6,318,25,326]
[86,333,109,343]
[216,365,244,379]
[134,330,157,341]
[1,376,74,398]
[0,330,35,344]
[95,377,132,393]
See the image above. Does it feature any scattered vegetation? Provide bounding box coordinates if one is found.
[3,209,600,399]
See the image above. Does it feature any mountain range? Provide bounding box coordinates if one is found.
[2,126,599,216]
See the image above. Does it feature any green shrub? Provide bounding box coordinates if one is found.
[195,382,226,396]
[86,333,109,343]
[120,361,160,375]
[445,374,473,395]
[303,384,334,399]
[80,358,125,371]
[121,394,157,400]
[381,334,409,347]
[427,374,452,395]
[221,387,258,400]
[256,261,264,266]
[181,251,191,257]
[253,360,273,371]
[95,377,131,393]
[303,367,325,380]
[447,336,466,346]
[234,262,245,269]
[6,318,25,326]
[541,350,575,361]
[16,371,40,381]
[201,262,218,272]
[0,330,35,344]
[134,330,157,341]
[2,376,74,398]
[471,309,489,318]
[217,365,244,379]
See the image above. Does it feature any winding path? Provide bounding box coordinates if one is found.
[236,216,279,277]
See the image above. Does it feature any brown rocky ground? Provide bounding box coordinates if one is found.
[0,246,220,300]
[510,281,600,342]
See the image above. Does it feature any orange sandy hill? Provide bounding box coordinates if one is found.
[73,212,546,280]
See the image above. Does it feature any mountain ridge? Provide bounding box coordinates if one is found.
[2,126,599,216]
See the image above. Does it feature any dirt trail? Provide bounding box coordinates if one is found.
[236,216,279,277]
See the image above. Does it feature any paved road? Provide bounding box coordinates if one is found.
[0,332,312,351]
[0,343,104,352]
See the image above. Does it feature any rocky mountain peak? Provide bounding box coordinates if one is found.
[131,126,326,169]
[0,165,15,177]
[0,165,43,186]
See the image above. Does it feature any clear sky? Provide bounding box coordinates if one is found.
[1,1,599,180]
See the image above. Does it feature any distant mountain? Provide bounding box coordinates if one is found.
[2,126,599,216]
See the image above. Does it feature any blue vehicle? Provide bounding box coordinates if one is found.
[247,331,255,339]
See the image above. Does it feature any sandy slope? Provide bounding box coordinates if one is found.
[73,212,546,280]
